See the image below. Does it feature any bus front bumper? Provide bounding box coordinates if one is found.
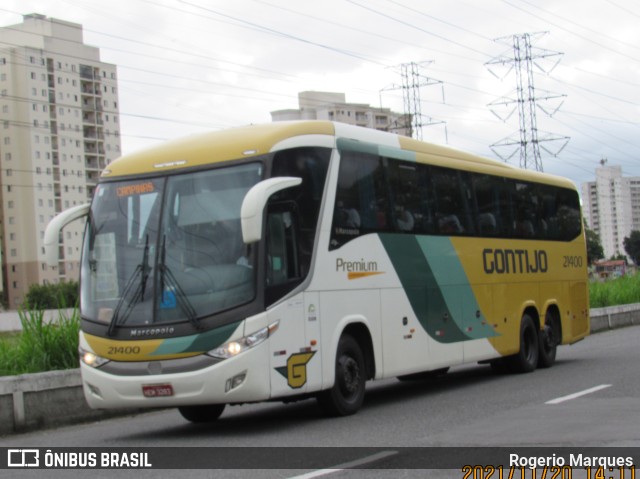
[80,342,271,409]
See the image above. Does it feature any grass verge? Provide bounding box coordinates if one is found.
[0,308,80,376]
[589,273,640,308]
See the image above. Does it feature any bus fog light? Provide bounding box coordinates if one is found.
[225,371,247,392]
[87,383,103,399]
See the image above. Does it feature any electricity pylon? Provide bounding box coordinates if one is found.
[381,61,446,141]
[485,32,569,171]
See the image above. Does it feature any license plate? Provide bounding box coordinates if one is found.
[142,384,174,398]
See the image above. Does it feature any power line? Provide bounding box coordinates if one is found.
[0,3,636,176]
[501,0,640,64]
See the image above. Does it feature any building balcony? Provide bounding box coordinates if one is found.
[86,171,100,184]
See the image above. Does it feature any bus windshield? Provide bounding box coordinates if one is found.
[80,163,263,330]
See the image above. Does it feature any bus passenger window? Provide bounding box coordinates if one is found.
[435,195,464,234]
[266,211,298,287]
[265,209,305,307]
[270,147,330,274]
[335,200,361,229]
[396,203,415,232]
[330,151,387,249]
[478,213,497,235]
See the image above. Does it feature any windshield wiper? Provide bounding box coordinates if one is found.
[107,235,151,336]
[158,235,200,329]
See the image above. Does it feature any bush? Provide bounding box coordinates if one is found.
[589,273,640,308]
[24,281,79,310]
[0,308,80,376]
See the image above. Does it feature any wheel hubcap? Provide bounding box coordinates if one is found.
[339,356,360,395]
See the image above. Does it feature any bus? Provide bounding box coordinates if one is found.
[45,121,589,422]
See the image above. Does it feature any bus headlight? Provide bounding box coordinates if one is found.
[79,347,110,368]
[208,321,279,359]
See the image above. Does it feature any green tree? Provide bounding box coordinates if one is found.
[24,281,79,309]
[585,227,604,265]
[623,230,640,265]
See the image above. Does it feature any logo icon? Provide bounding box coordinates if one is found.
[8,449,39,468]
[275,351,316,389]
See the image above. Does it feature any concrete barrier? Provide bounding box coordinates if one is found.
[589,303,640,332]
[1,304,639,435]
[0,369,140,436]
[0,309,74,333]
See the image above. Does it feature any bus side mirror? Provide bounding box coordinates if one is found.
[44,203,91,267]
[241,177,302,244]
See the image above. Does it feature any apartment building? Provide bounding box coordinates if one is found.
[582,163,640,259]
[271,91,412,137]
[0,14,121,308]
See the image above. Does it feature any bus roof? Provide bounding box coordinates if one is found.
[102,121,576,190]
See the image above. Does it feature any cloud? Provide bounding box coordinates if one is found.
[1,0,638,187]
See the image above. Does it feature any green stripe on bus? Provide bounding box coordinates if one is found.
[379,234,496,343]
[150,321,241,355]
[415,236,497,340]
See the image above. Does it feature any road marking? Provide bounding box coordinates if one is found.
[545,384,612,405]
[287,450,398,479]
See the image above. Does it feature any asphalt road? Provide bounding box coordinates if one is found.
[2,325,639,479]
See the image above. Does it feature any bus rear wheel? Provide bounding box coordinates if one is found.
[506,314,539,373]
[538,311,560,368]
[317,334,366,416]
[178,404,225,423]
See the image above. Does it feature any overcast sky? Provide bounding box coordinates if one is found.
[1,0,639,187]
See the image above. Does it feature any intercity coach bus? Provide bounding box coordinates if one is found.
[45,121,589,422]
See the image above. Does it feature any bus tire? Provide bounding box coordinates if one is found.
[317,334,366,417]
[178,404,225,423]
[538,311,560,368]
[506,314,539,373]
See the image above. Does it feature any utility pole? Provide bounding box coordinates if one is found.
[381,61,446,141]
[485,32,569,171]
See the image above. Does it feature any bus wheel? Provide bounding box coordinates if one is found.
[178,404,225,423]
[318,334,366,416]
[506,314,539,373]
[538,311,560,368]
